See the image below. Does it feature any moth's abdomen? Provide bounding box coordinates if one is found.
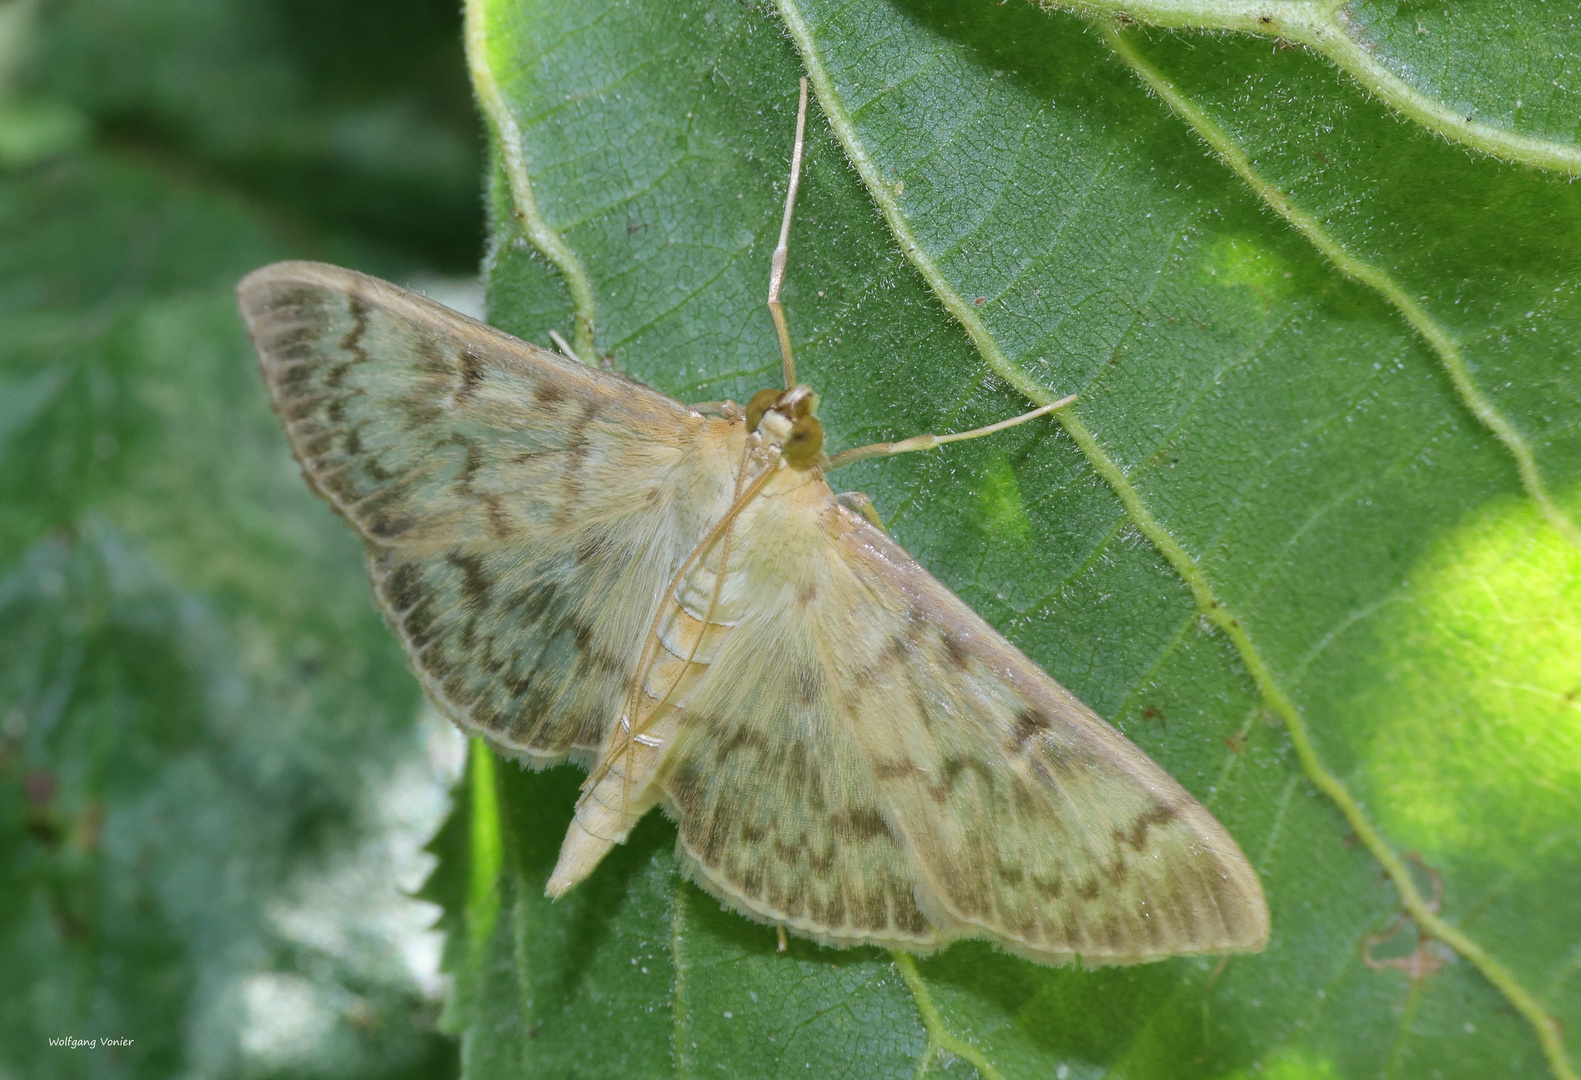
[549,536,752,896]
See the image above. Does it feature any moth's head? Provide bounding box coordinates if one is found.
[745,386,823,467]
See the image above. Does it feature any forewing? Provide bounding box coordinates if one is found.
[660,474,1267,964]
[239,261,736,763]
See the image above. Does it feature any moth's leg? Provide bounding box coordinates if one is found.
[767,78,810,391]
[776,925,789,952]
[689,400,746,421]
[585,448,777,783]
[552,329,614,369]
[547,329,576,360]
[836,491,885,532]
[824,393,1078,471]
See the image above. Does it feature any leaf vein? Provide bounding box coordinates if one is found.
[1100,21,1581,556]
[780,7,1578,1079]
[467,0,599,362]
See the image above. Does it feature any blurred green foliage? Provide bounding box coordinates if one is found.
[1,0,479,1076]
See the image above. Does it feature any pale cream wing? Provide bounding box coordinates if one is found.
[659,470,1268,964]
[238,261,740,763]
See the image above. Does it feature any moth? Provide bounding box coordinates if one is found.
[237,81,1267,966]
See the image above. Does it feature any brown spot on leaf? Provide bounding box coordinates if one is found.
[1362,915,1448,982]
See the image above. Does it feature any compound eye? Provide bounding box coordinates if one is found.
[782,414,824,465]
[745,388,780,432]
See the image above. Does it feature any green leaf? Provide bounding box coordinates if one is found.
[26,0,484,269]
[1041,0,1581,174]
[0,144,463,1080]
[448,0,1581,1077]
[0,1,479,1075]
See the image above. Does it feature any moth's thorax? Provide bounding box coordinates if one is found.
[756,410,794,445]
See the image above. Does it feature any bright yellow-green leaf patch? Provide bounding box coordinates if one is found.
[1366,493,1581,864]
[976,451,1034,546]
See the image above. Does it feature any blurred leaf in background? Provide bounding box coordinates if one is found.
[435,0,1581,1078]
[1,0,480,1076]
